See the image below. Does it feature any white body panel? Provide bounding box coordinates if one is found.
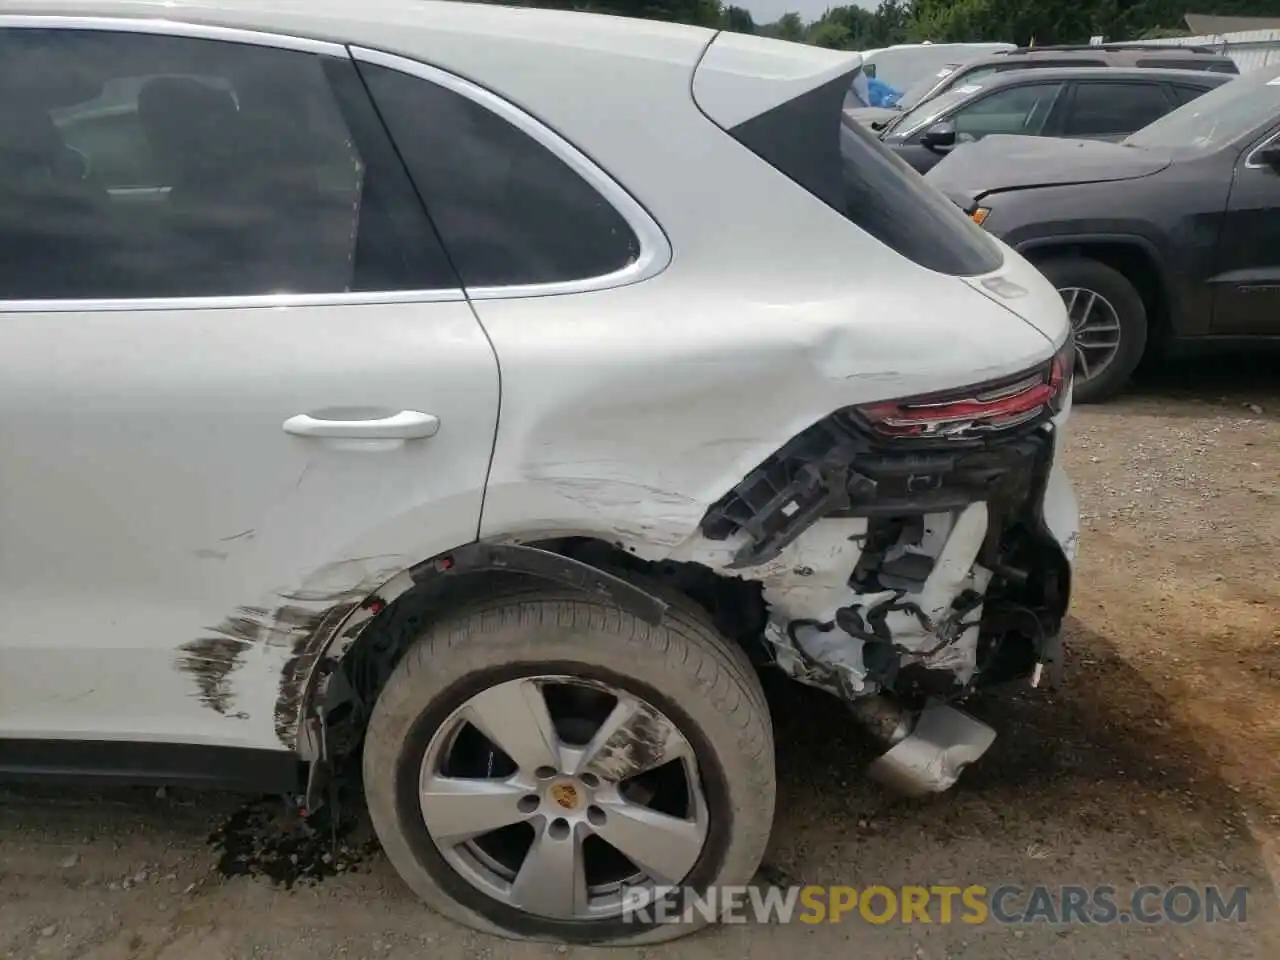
[0,301,499,747]
[692,33,861,129]
[0,1,1076,756]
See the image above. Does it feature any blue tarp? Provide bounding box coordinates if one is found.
[867,76,903,108]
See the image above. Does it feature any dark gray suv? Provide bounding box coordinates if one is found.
[926,64,1280,402]
[855,43,1240,131]
[882,66,1231,174]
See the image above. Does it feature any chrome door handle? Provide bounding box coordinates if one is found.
[282,410,440,440]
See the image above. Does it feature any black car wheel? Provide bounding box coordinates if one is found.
[1038,257,1148,404]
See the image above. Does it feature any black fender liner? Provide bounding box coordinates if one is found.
[1014,230,1199,337]
[296,541,668,810]
[408,542,668,626]
[1015,231,1174,303]
[1013,230,1166,267]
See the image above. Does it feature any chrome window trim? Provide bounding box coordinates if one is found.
[0,15,466,312]
[1244,129,1280,170]
[0,289,467,314]
[349,46,672,301]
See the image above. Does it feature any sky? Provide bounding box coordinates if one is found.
[736,0,872,26]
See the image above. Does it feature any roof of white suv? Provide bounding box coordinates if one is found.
[3,1,866,238]
[5,0,717,64]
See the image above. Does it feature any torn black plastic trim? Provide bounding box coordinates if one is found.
[408,542,668,626]
[701,395,1054,569]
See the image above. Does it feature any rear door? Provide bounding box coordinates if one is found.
[1210,127,1280,334]
[0,22,499,751]
[1059,79,1178,141]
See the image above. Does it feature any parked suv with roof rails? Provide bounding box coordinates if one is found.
[853,43,1239,131]
[882,65,1230,174]
[927,62,1280,403]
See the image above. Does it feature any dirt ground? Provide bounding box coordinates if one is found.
[2,357,1278,960]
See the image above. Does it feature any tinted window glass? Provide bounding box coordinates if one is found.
[1065,81,1173,137]
[0,28,454,301]
[894,82,992,139]
[358,62,641,289]
[1172,84,1211,107]
[727,72,1003,277]
[1126,64,1280,151]
[896,64,961,110]
[936,65,999,95]
[950,82,1064,140]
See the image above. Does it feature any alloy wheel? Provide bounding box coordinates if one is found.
[1059,286,1123,383]
[417,675,709,920]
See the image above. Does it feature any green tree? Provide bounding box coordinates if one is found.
[1138,25,1193,39]
[775,12,807,41]
[724,4,756,32]
[808,20,853,48]
[809,6,877,49]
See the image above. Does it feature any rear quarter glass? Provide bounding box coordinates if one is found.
[726,71,1004,277]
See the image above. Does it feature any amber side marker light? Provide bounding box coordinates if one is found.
[970,206,991,226]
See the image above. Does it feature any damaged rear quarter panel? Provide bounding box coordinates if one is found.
[471,280,1060,565]
[467,92,1064,562]
[463,125,1074,700]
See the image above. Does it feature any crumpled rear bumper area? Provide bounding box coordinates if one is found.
[680,402,1078,793]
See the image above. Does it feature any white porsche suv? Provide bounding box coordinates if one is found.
[0,0,1078,944]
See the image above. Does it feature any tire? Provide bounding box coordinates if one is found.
[1038,256,1148,404]
[362,586,776,945]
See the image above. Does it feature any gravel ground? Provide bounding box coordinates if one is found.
[2,356,1278,960]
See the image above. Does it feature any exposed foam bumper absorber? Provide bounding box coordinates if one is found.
[849,697,996,796]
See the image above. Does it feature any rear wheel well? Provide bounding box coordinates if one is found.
[1023,241,1171,349]
[323,538,768,752]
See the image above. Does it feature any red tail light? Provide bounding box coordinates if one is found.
[1048,331,1074,411]
[856,335,1073,442]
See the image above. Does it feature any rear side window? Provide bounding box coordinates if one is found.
[357,62,641,289]
[728,72,1003,277]
[934,59,1092,95]
[1172,84,1211,107]
[948,82,1064,140]
[936,65,998,94]
[1065,81,1173,138]
[0,27,453,301]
